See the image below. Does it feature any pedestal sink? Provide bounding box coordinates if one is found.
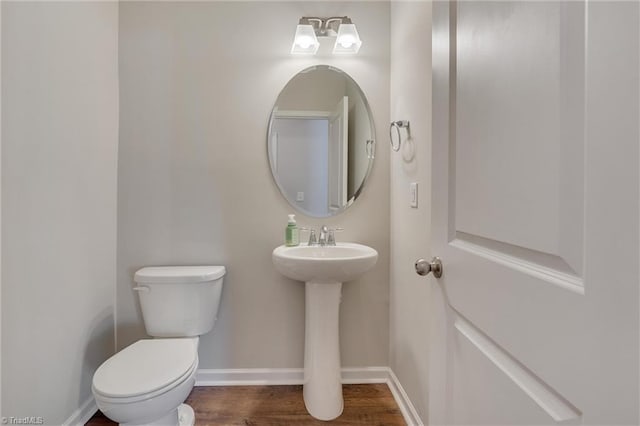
[272,243,378,420]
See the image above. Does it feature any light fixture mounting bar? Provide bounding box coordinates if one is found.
[299,16,353,37]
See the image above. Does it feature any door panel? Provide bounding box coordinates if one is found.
[454,0,584,279]
[455,2,584,263]
[452,324,567,426]
[431,1,639,425]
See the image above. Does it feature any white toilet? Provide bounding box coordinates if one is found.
[92,265,225,426]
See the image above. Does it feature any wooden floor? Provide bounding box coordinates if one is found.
[86,384,406,425]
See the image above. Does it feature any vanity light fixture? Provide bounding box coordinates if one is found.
[291,16,362,55]
[291,22,320,55]
[333,22,362,54]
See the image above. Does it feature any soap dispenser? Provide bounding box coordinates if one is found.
[285,214,299,247]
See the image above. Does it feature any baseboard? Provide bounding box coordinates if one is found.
[386,369,424,426]
[196,367,422,426]
[62,395,98,426]
[195,366,390,386]
[195,368,305,386]
[341,366,390,384]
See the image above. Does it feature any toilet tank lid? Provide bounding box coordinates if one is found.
[134,266,226,283]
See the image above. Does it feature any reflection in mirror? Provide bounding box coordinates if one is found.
[268,65,375,217]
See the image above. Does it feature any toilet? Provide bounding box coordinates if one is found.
[92,265,225,426]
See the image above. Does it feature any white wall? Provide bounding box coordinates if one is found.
[117,1,390,369]
[389,1,433,423]
[1,2,118,423]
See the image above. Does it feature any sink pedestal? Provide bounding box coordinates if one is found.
[303,281,343,420]
[271,243,378,421]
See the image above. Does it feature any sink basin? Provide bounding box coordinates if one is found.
[272,243,378,283]
[272,242,378,421]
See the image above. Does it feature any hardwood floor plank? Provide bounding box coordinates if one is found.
[86,384,406,425]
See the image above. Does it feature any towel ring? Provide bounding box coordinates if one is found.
[390,120,410,152]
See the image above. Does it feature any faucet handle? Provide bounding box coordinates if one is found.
[308,229,317,245]
[327,230,336,246]
[326,227,343,246]
[300,227,317,245]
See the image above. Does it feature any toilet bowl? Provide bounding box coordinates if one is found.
[93,338,198,425]
[92,266,225,425]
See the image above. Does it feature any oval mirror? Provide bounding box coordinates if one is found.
[267,65,375,217]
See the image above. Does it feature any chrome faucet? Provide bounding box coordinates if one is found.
[303,225,342,246]
[318,225,343,246]
[318,225,330,246]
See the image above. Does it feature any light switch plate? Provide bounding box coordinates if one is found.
[410,182,418,208]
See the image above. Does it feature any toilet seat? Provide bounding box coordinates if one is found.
[93,338,198,402]
[93,360,197,406]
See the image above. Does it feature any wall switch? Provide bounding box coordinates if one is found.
[410,182,418,208]
[296,192,305,202]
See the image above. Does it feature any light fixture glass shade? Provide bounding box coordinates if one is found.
[333,23,362,54]
[291,24,319,55]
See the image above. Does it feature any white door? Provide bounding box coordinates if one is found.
[429,1,638,425]
[328,96,349,210]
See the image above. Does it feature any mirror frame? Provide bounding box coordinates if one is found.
[266,65,376,218]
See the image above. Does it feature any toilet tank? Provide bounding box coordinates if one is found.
[133,266,225,338]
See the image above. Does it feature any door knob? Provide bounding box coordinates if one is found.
[415,257,443,278]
